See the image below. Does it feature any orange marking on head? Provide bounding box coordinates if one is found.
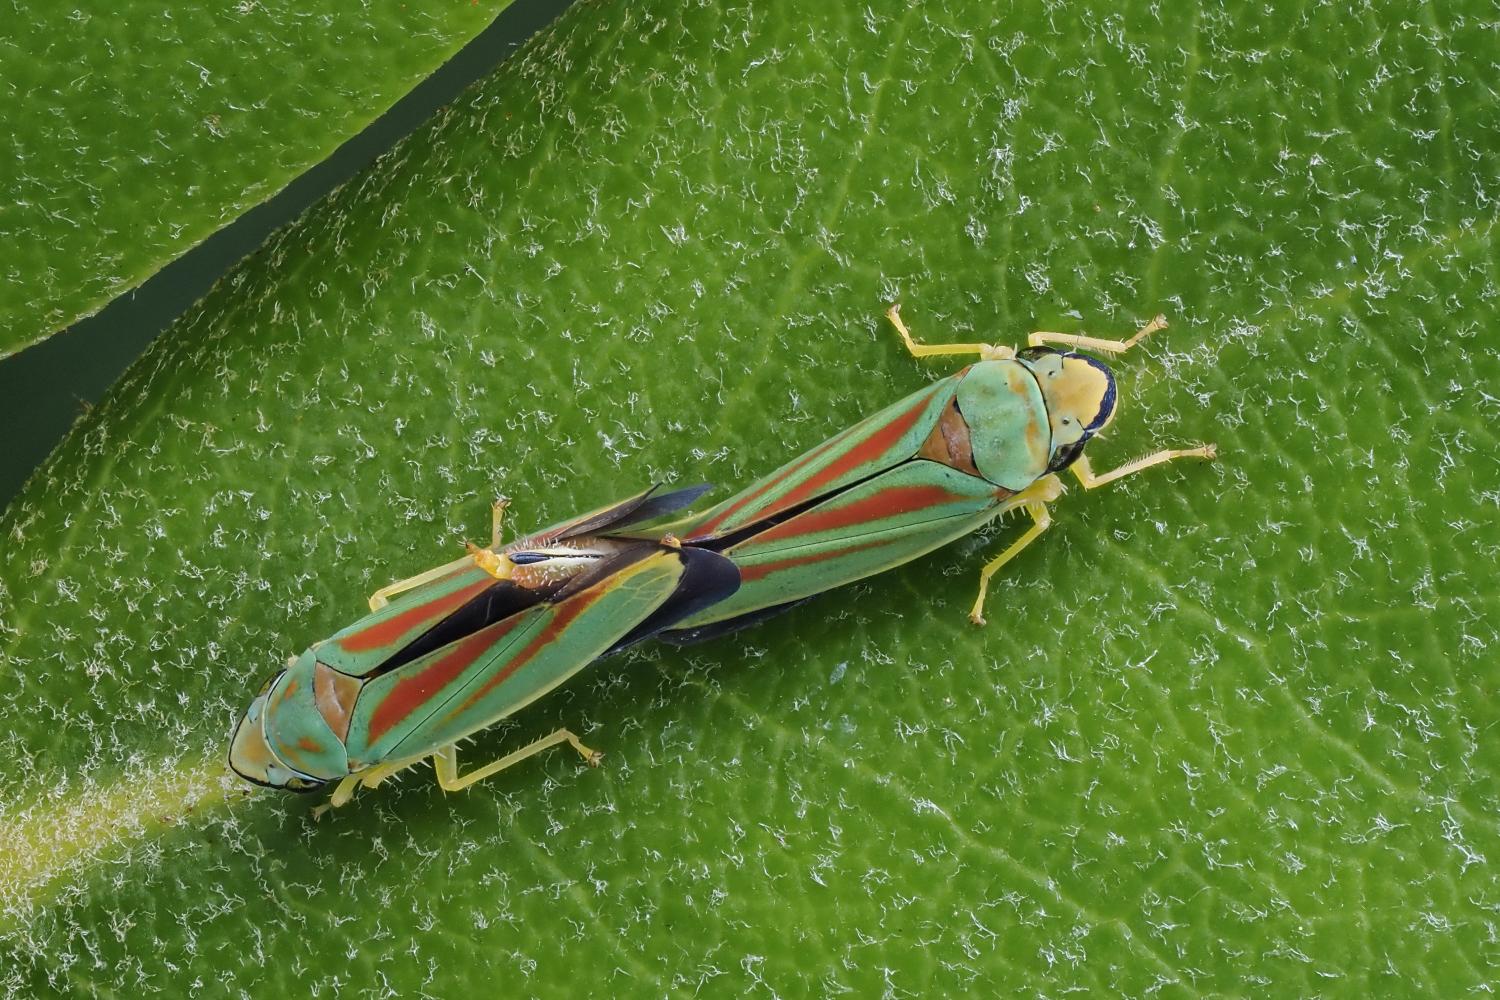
[314,661,361,743]
[1025,416,1044,456]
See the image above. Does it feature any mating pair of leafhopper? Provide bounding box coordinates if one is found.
[230,306,1214,811]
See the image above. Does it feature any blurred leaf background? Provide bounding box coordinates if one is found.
[2,0,1497,995]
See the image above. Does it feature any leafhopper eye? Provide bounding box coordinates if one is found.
[270,769,326,793]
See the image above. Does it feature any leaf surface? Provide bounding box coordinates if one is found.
[1,1,1496,994]
[0,0,518,356]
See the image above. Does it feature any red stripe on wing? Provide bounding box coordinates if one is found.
[364,613,529,745]
[335,576,494,655]
[688,434,846,538]
[443,578,613,719]
[750,483,975,546]
[738,537,889,583]
[770,390,945,512]
[692,382,950,539]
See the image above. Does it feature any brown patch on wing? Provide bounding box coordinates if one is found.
[314,661,361,742]
[1024,414,1046,463]
[917,401,981,477]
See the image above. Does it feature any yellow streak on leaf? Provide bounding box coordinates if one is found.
[0,757,238,927]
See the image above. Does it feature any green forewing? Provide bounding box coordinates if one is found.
[4,0,1495,994]
[318,563,496,677]
[667,358,1056,629]
[676,461,1005,627]
[344,550,688,767]
[675,376,961,540]
[319,485,693,679]
[343,608,550,766]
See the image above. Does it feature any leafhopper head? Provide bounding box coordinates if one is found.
[1019,347,1118,473]
[228,677,325,791]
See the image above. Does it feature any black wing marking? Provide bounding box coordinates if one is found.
[373,485,720,675]
[654,597,812,646]
[606,547,742,654]
[556,482,714,540]
[369,578,553,677]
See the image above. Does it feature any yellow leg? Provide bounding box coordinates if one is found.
[489,496,511,548]
[432,729,603,793]
[312,781,359,818]
[368,555,473,612]
[971,500,1052,626]
[1027,314,1168,355]
[885,303,1012,361]
[313,729,600,815]
[366,497,511,611]
[1071,446,1216,490]
[312,755,429,816]
[315,774,372,816]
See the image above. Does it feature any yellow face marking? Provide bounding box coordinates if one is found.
[1034,355,1113,446]
[228,714,278,782]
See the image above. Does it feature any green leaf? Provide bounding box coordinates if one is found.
[0,0,518,358]
[3,0,1496,993]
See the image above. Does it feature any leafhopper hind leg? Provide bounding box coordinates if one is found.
[970,476,1064,626]
[885,304,1014,361]
[488,496,511,548]
[313,756,424,817]
[1026,314,1168,355]
[366,497,512,611]
[314,776,366,816]
[311,731,601,815]
[367,556,473,612]
[1070,446,1216,490]
[432,729,603,793]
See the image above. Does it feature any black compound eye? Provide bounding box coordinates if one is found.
[1046,437,1090,474]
